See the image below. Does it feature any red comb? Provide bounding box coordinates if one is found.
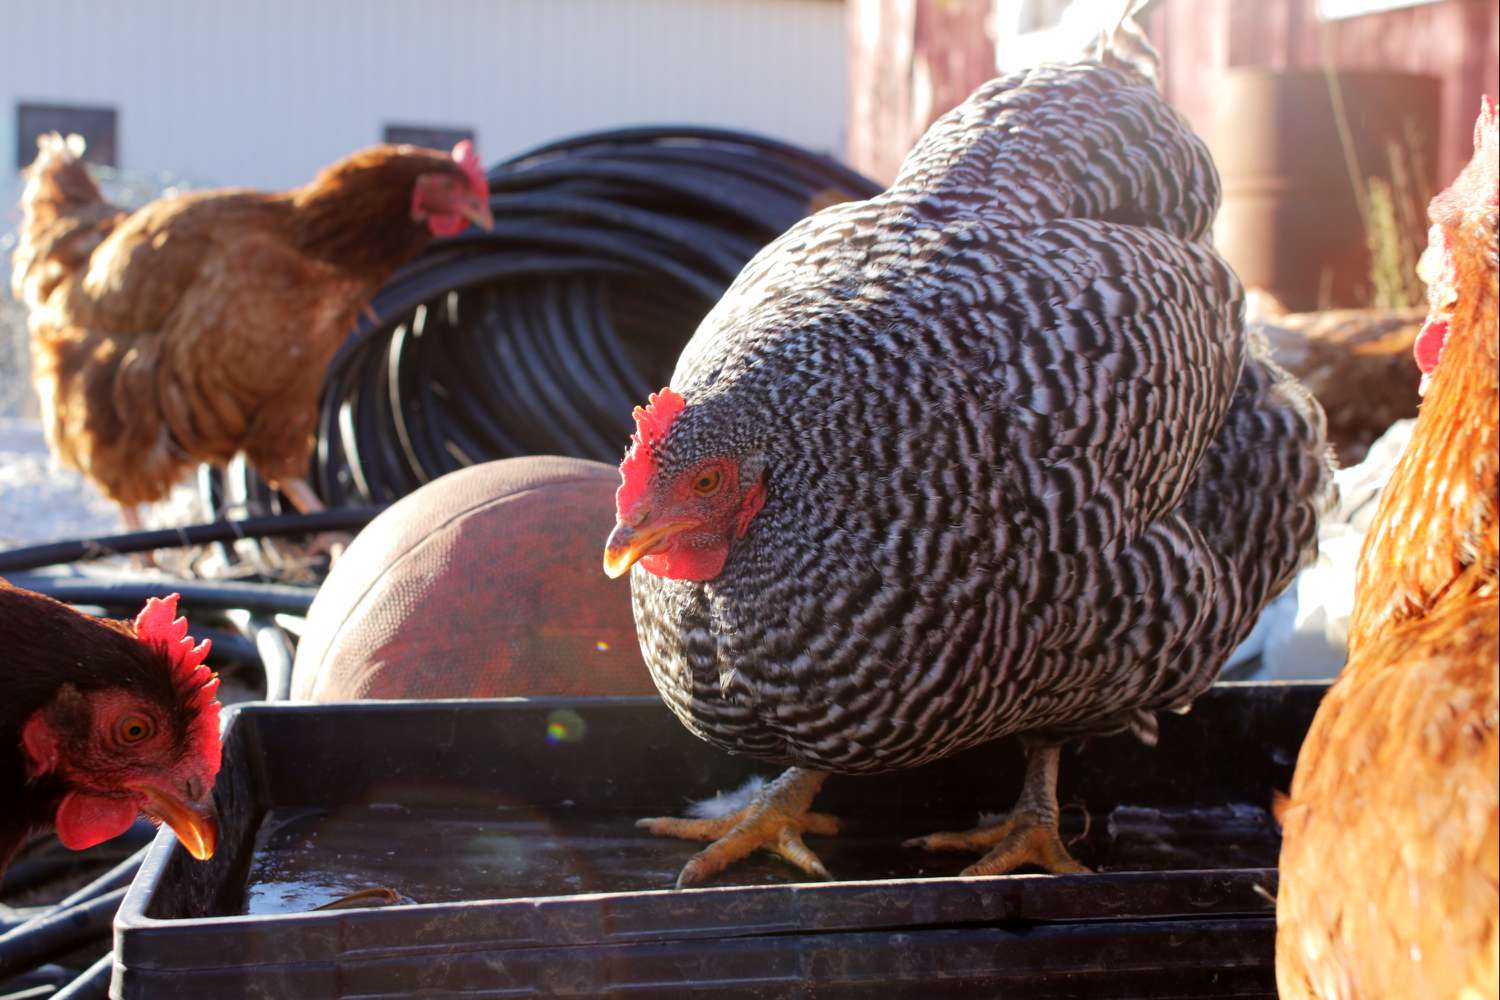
[134,594,222,774]
[452,139,488,198]
[616,387,686,514]
[1476,95,1497,151]
[1473,96,1498,207]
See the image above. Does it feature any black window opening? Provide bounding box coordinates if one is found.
[17,102,118,169]
[383,124,474,151]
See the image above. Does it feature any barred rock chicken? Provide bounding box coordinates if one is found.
[0,581,221,878]
[11,136,493,528]
[603,11,1333,887]
[1276,99,1499,1000]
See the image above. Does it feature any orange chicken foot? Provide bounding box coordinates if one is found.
[905,744,1089,876]
[639,767,840,888]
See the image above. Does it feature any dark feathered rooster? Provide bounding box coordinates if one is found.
[603,9,1334,887]
[0,580,221,878]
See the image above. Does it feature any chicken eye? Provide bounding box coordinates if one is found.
[117,715,155,745]
[692,469,723,497]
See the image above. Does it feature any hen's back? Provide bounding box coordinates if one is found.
[894,61,1219,241]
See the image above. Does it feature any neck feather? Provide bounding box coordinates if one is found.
[1349,270,1499,650]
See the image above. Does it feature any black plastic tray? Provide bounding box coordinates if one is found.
[113,683,1324,998]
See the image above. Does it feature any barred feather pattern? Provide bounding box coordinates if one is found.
[629,61,1334,773]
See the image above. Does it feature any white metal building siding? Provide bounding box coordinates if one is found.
[1,0,847,189]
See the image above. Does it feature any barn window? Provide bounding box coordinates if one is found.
[16,102,118,169]
[383,124,475,150]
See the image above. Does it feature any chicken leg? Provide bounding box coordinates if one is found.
[638,767,841,888]
[120,505,146,532]
[904,743,1089,876]
[119,505,159,570]
[275,477,350,560]
[279,477,326,515]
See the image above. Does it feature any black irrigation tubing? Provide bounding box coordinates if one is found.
[49,849,147,915]
[50,951,113,1000]
[0,846,147,983]
[249,615,297,702]
[0,509,384,574]
[2,578,316,617]
[206,126,882,522]
[0,887,126,980]
[0,825,154,903]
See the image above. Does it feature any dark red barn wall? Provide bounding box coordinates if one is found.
[846,0,1499,188]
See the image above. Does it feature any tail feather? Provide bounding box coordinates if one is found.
[11,132,118,307]
[1090,0,1160,86]
[19,132,106,223]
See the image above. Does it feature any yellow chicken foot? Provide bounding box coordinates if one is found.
[904,744,1089,876]
[638,767,840,888]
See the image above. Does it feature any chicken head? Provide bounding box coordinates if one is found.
[604,387,768,582]
[19,594,221,860]
[409,139,494,237]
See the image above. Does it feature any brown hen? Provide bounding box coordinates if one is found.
[10,135,492,526]
[1276,99,1499,1000]
[1255,307,1424,466]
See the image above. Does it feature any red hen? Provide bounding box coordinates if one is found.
[1,580,222,876]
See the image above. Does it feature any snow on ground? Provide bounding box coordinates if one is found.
[0,418,124,547]
[0,417,204,549]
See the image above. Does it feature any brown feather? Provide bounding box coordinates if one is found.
[11,142,473,505]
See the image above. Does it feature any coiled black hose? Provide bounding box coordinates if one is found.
[208,126,880,514]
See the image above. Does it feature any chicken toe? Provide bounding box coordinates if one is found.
[638,767,838,888]
[905,744,1089,876]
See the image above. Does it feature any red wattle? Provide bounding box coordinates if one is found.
[1414,317,1449,375]
[642,542,730,582]
[54,791,138,851]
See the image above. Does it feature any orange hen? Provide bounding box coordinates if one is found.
[1276,100,1500,1000]
[10,136,493,524]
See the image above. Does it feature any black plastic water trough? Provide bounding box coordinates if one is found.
[113,684,1322,998]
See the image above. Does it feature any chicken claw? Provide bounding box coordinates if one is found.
[638,767,839,888]
[905,744,1090,876]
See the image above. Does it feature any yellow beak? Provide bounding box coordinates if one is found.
[135,783,218,861]
[461,199,495,231]
[603,519,694,579]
